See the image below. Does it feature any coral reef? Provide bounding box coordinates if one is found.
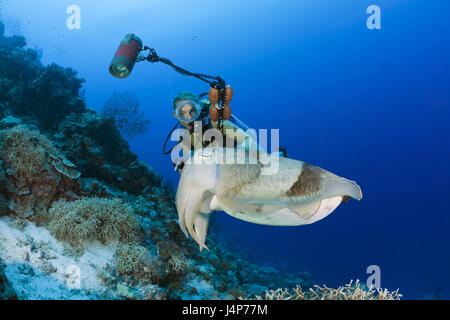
[47,198,142,249]
[255,280,402,300]
[54,110,161,195]
[0,21,85,130]
[113,244,163,286]
[168,253,192,274]
[0,123,82,219]
[0,124,56,183]
[0,20,159,197]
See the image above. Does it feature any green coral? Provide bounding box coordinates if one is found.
[48,197,142,249]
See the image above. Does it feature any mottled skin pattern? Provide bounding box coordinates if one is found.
[218,163,262,197]
[285,163,324,198]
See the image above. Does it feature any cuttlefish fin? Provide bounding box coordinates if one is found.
[233,204,306,226]
[307,196,343,224]
[321,178,362,201]
[287,201,321,220]
[287,178,362,222]
[216,195,247,214]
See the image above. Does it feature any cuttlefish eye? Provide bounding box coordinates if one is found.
[199,152,212,159]
[194,149,218,165]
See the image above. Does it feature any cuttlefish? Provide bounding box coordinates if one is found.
[175,147,362,251]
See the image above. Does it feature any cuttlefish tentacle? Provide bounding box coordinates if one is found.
[321,178,362,201]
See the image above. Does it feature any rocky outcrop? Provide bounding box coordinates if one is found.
[54,111,161,195]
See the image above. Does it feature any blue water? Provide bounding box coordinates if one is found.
[2,0,449,299]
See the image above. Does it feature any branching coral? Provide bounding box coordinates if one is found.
[48,197,142,249]
[113,244,163,285]
[168,253,192,274]
[255,280,402,300]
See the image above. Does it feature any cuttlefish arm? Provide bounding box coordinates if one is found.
[193,212,210,249]
[175,153,219,251]
[175,173,191,238]
[176,182,210,251]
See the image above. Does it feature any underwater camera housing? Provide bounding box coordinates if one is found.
[109,33,143,79]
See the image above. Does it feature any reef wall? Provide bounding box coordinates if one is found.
[0,21,319,300]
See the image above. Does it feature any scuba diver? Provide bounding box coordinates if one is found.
[170,91,254,173]
[108,33,263,171]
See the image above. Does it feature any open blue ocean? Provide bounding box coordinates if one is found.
[1,0,448,299]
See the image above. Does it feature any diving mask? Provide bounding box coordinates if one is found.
[175,100,202,124]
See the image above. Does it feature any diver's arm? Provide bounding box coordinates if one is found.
[211,119,261,151]
[178,130,202,161]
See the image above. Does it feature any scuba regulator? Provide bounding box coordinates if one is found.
[109,33,233,130]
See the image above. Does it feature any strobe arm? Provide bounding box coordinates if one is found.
[139,46,226,88]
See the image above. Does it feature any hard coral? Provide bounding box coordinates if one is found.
[0,125,82,219]
[48,197,142,249]
[257,280,402,300]
[168,253,192,274]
